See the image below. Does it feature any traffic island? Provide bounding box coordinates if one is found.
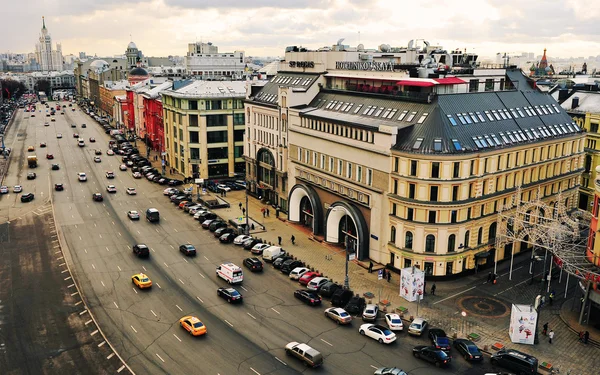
[467,333,481,342]
[538,361,553,373]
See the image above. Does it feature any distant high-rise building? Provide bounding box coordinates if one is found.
[34,16,63,71]
[79,52,86,59]
[184,41,245,80]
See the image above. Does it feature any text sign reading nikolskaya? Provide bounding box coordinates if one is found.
[336,61,394,71]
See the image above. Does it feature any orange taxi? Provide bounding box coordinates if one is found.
[131,273,152,289]
[179,316,207,336]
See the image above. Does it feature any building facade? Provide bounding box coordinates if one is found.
[162,81,246,179]
[185,42,245,80]
[24,71,75,93]
[35,17,63,72]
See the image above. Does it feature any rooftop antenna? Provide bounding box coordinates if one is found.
[358,31,361,44]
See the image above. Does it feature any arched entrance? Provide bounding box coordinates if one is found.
[255,148,276,204]
[324,201,370,260]
[288,184,323,235]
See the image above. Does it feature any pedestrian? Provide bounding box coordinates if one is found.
[487,272,492,283]
[262,208,266,218]
[381,269,386,279]
[548,329,554,344]
[278,236,282,245]
[584,331,590,344]
[386,271,391,283]
[424,280,427,295]
[251,223,255,230]
[542,322,548,336]
[549,291,554,306]
[242,208,246,216]
[291,235,295,245]
[266,208,270,217]
[368,261,373,273]
[579,331,585,342]
[239,202,243,210]
[431,283,437,295]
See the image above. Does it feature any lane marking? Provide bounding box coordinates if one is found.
[130,325,137,333]
[240,286,248,292]
[151,248,155,252]
[169,245,174,249]
[137,230,140,234]
[198,273,205,279]
[176,304,183,312]
[94,223,97,228]
[98,341,106,347]
[64,276,72,281]
[61,269,69,273]
[370,365,379,369]
[71,291,79,296]
[173,334,182,342]
[99,234,102,239]
[174,228,178,233]
[79,309,88,315]
[132,288,138,294]
[57,256,64,261]
[183,258,189,263]
[433,286,476,305]
[250,368,261,375]
[101,281,105,287]
[203,256,209,261]
[271,308,280,315]
[107,353,115,360]
[156,283,161,289]
[105,246,110,252]
[75,301,83,306]
[320,339,333,346]
[85,319,93,325]
[118,232,122,236]
[92,264,96,269]
[247,313,257,320]
[224,319,234,327]
[151,310,157,317]
[58,263,66,266]
[117,266,122,271]
[113,301,119,309]
[155,228,159,233]
[274,357,287,366]
[196,296,204,303]
[55,250,62,254]
[111,221,115,225]
[91,330,99,336]
[155,353,165,363]
[67,284,76,288]
[178,278,185,285]
[84,249,88,254]
[163,262,169,268]
[142,266,147,272]
[79,236,82,240]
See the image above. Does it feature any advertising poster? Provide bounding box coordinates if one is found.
[400,267,425,302]
[509,304,537,345]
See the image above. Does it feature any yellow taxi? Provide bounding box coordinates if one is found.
[28,145,35,152]
[179,316,207,336]
[131,273,152,289]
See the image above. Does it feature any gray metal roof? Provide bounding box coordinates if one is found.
[250,72,320,105]
[561,91,600,113]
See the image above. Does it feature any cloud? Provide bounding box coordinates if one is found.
[164,0,333,9]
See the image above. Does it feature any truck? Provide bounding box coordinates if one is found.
[27,155,37,168]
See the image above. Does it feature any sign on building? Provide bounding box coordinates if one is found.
[508,304,537,345]
[400,267,425,302]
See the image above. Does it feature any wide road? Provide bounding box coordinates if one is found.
[16,103,496,374]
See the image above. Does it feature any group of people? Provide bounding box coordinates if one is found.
[367,262,392,283]
[579,330,591,344]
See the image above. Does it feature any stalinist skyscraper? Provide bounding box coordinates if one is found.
[35,16,63,71]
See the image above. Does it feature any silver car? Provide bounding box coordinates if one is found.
[408,317,428,336]
[362,304,379,321]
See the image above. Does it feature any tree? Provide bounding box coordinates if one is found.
[0,79,26,100]
[34,79,51,96]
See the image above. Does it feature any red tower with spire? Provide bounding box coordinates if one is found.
[539,48,548,70]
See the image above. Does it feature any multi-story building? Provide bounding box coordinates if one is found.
[246,41,585,275]
[162,81,246,179]
[184,42,245,80]
[35,17,63,72]
[561,90,600,210]
[142,81,173,152]
[24,71,76,93]
[99,80,128,123]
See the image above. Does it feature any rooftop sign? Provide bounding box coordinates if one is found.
[335,61,394,71]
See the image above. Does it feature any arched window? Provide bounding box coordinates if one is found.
[390,226,397,243]
[448,234,456,252]
[405,232,413,249]
[464,230,470,249]
[477,227,483,245]
[425,234,435,253]
[488,222,497,243]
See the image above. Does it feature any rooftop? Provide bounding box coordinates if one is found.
[163,80,247,99]
[561,91,600,113]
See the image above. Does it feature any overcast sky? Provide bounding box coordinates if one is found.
[2,0,600,61]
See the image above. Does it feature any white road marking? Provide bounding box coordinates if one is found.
[94,223,97,227]
[176,304,183,311]
[137,230,140,234]
[71,292,79,296]
[79,309,88,315]
[90,214,92,217]
[58,263,66,267]
[240,286,248,291]
[79,236,82,240]
[112,221,115,225]
[370,365,379,369]
[250,368,261,375]
[173,333,182,342]
[203,256,209,261]
[106,246,110,252]
[174,228,178,233]
[151,310,157,317]
[117,266,122,271]
[274,357,287,366]
[155,353,165,363]
[320,339,333,346]
[64,276,72,281]
[67,284,75,288]
[85,319,93,325]
[107,353,115,360]
[113,301,119,309]
[169,245,174,249]
[271,308,280,315]
[55,250,62,254]
[61,269,69,274]
[99,234,102,238]
[198,272,205,279]
[433,286,476,305]
[117,365,126,373]
[178,278,185,285]
[101,281,105,287]
[151,248,155,252]
[72,215,75,218]
[84,249,88,254]
[91,330,99,336]
[75,301,83,306]
[247,313,257,320]
[156,283,161,289]
[118,232,121,236]
[155,228,159,233]
[183,258,189,263]
[92,264,96,269]
[142,266,147,271]
[196,296,204,303]
[57,256,64,261]
[130,325,137,333]
[224,319,234,327]
[163,262,169,268]
[132,288,137,294]
[98,341,106,347]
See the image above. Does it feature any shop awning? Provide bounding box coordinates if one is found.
[433,77,467,85]
[396,80,435,87]
[475,251,490,258]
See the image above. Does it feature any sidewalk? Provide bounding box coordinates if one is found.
[215,189,600,374]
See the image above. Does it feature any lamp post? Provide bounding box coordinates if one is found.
[329,207,352,290]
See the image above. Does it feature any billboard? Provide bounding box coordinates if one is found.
[508,304,537,345]
[400,267,425,302]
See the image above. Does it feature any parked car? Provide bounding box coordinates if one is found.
[233,235,252,245]
[214,227,234,238]
[324,307,353,325]
[343,294,365,313]
[412,346,452,367]
[408,318,428,336]
[243,238,261,250]
[281,260,305,275]
[243,257,263,272]
[359,324,396,344]
[219,232,236,243]
[490,348,538,374]
[362,304,379,321]
[384,313,404,331]
[318,281,341,298]
[428,328,451,352]
[453,339,483,362]
[373,367,408,375]
[209,219,227,231]
[299,271,320,286]
[251,243,270,255]
[289,267,310,280]
[294,290,322,306]
[272,255,293,270]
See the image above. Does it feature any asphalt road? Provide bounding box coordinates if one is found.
[6,104,502,374]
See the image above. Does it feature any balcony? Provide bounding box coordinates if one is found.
[324,86,435,104]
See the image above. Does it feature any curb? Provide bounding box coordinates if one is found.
[558,305,600,349]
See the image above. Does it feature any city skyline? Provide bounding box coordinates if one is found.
[1,0,600,60]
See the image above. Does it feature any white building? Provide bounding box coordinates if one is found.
[184,42,245,80]
[24,71,75,92]
[35,17,63,72]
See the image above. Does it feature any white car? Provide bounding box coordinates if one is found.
[13,185,22,193]
[106,185,117,193]
[119,164,127,171]
[359,323,396,344]
[407,318,428,336]
[233,235,252,245]
[127,210,140,220]
[132,171,142,179]
[188,205,204,215]
[56,133,62,138]
[362,304,379,321]
[126,187,137,195]
[78,172,87,181]
[78,140,85,147]
[93,156,101,163]
[307,277,330,291]
[193,210,210,220]
[0,185,8,194]
[105,171,115,179]
[163,187,177,195]
[106,149,114,155]
[217,184,231,192]
[289,267,310,280]
[385,313,404,331]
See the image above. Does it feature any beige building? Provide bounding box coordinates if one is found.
[162,81,246,178]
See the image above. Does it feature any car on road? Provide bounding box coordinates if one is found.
[105,171,115,179]
[93,156,101,163]
[46,153,54,159]
[132,171,142,179]
[95,149,102,155]
[126,187,136,195]
[362,304,379,322]
[57,133,62,138]
[179,316,206,336]
[127,210,140,220]
[106,185,117,193]
[179,244,197,256]
[51,117,55,121]
[359,324,396,344]
[78,140,85,147]
[373,367,408,375]
[284,342,323,368]
[299,271,320,286]
[54,183,64,191]
[384,313,404,331]
[13,185,22,193]
[73,133,79,138]
[70,123,76,128]
[106,149,114,155]
[217,183,231,192]
[44,122,49,126]
[81,123,86,128]
[250,243,270,255]
[78,172,87,181]
[233,235,252,245]
[39,142,46,148]
[294,290,322,306]
[89,137,95,143]
[20,193,35,202]
[243,257,263,272]
[453,339,483,362]
[429,328,451,352]
[131,273,152,289]
[27,172,36,180]
[289,267,310,280]
[324,307,353,325]
[0,186,8,194]
[132,244,150,257]
[217,287,243,303]
[28,145,35,151]
[408,318,428,336]
[119,164,127,171]
[51,163,59,170]
[412,346,452,367]
[92,193,103,202]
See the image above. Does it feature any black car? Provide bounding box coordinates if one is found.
[412,346,452,367]
[51,164,60,170]
[198,212,217,222]
[294,290,322,306]
[27,172,36,180]
[179,244,197,256]
[133,244,150,257]
[281,260,305,275]
[214,227,234,237]
[243,238,260,250]
[20,193,34,202]
[92,193,103,202]
[243,257,263,272]
[54,183,64,191]
[209,220,227,231]
[152,175,162,183]
[217,287,243,303]
[273,255,293,269]
[343,294,365,313]
[318,281,341,298]
[219,232,236,243]
[428,328,451,352]
[453,339,483,362]
[168,179,184,186]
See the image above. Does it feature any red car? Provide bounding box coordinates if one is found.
[299,272,320,286]
[46,154,54,159]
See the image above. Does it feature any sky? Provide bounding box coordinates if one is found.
[2,0,600,61]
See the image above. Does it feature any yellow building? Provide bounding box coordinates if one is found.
[561,92,600,211]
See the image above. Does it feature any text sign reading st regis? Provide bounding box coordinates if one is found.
[289,61,315,68]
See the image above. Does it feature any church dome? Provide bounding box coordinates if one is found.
[128,41,137,49]
[129,66,148,76]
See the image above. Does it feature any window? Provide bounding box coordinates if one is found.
[417,113,428,124]
[338,160,343,175]
[398,110,408,121]
[297,147,302,161]
[405,232,413,249]
[477,227,483,245]
[470,160,475,176]
[485,79,494,91]
[452,139,462,151]
[320,154,325,169]
[430,186,438,201]
[448,234,456,252]
[206,114,227,127]
[393,179,398,194]
[329,157,334,172]
[367,168,373,185]
[406,208,414,221]
[393,157,399,172]
[464,231,470,248]
[433,139,442,152]
[313,152,318,167]
[189,131,199,143]
[206,131,227,143]
[425,234,435,252]
[390,227,396,243]
[447,115,458,126]
[207,147,228,159]
[412,138,424,150]
[453,162,460,178]
[428,211,436,224]
[357,165,363,182]
[347,162,353,179]
[409,183,416,199]
[452,186,459,201]
[431,162,440,178]
[410,160,417,176]
[406,112,417,122]
[233,113,245,125]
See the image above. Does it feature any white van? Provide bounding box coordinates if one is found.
[262,246,284,262]
[216,263,243,284]
[307,277,330,291]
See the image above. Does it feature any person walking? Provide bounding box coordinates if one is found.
[242,208,246,216]
[266,208,270,217]
[278,236,282,246]
[386,271,391,283]
[584,331,590,344]
[542,322,548,336]
[549,290,555,306]
[291,235,295,245]
[487,272,492,283]
[579,331,585,343]
[368,261,373,273]
[239,202,243,210]
[431,283,437,295]
[548,329,554,344]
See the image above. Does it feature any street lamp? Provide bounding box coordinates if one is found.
[329,207,352,290]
